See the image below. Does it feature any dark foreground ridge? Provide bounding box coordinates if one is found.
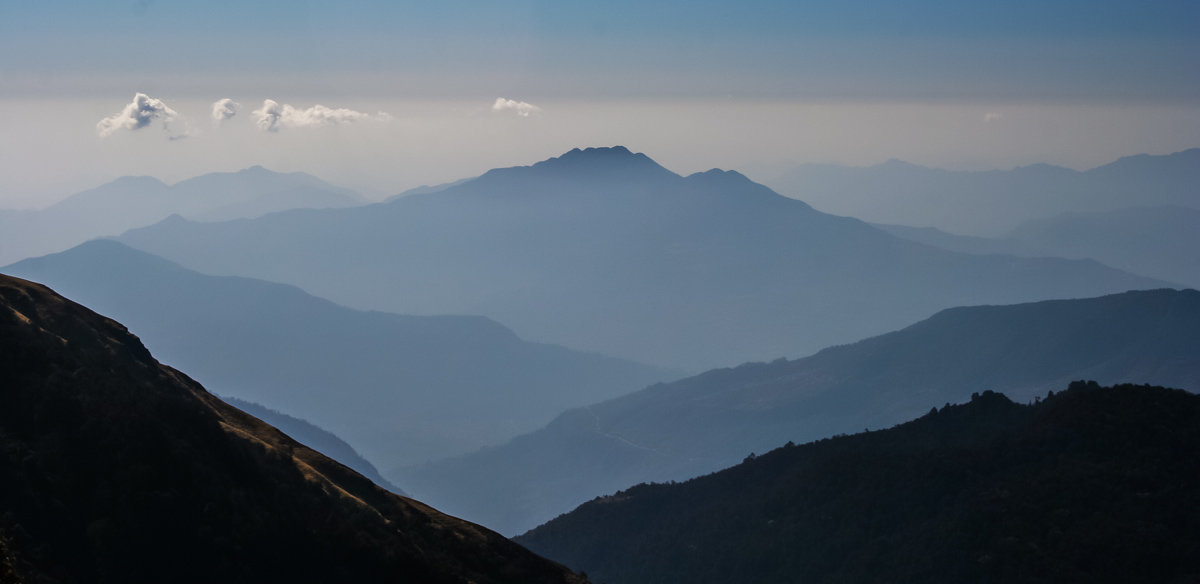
[518,382,1200,584]
[0,274,585,584]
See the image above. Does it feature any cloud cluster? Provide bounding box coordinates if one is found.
[492,97,541,117]
[96,93,181,137]
[96,93,390,140]
[212,98,240,122]
[253,99,375,132]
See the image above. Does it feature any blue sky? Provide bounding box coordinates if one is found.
[3,0,1196,100]
[0,0,1197,205]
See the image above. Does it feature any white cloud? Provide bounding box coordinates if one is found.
[252,99,383,132]
[492,97,541,117]
[983,112,1003,122]
[212,98,240,122]
[96,93,182,138]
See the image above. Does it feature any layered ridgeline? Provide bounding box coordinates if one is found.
[117,146,1167,371]
[877,205,1200,289]
[0,165,361,265]
[404,289,1200,535]
[0,274,585,584]
[517,382,1200,584]
[767,147,1200,236]
[3,240,670,467]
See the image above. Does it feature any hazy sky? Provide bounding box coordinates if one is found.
[1,0,1197,206]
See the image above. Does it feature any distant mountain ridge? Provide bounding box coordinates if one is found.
[403,289,1200,535]
[116,146,1167,371]
[517,382,1200,584]
[0,165,361,265]
[0,273,586,583]
[875,205,1200,288]
[767,147,1200,236]
[3,240,672,468]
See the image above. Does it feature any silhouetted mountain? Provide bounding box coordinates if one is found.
[3,240,671,467]
[117,146,1166,371]
[517,382,1200,584]
[404,289,1200,535]
[877,206,1200,288]
[222,397,405,495]
[0,166,361,265]
[0,273,586,584]
[767,148,1200,236]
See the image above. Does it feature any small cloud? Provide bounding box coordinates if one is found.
[492,97,541,117]
[96,92,183,138]
[251,99,383,132]
[212,98,240,122]
[983,112,1003,123]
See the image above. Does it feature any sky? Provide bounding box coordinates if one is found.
[0,0,1197,207]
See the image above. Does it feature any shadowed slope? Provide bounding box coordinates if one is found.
[222,397,406,495]
[0,274,585,584]
[518,383,1200,584]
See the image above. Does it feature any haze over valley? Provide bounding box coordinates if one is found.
[2,1,1198,581]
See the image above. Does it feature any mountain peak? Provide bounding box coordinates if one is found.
[534,146,669,172]
[687,168,750,181]
[106,175,169,188]
[475,146,678,183]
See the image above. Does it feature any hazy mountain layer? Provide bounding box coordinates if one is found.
[0,165,360,265]
[877,205,1200,289]
[117,146,1166,371]
[517,382,1200,584]
[0,273,586,584]
[1005,206,1200,289]
[3,240,671,467]
[767,148,1200,236]
[403,289,1200,535]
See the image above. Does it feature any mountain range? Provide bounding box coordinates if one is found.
[516,382,1200,584]
[0,165,361,266]
[402,289,1200,535]
[113,146,1167,371]
[765,148,1200,236]
[0,273,586,583]
[3,240,671,467]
